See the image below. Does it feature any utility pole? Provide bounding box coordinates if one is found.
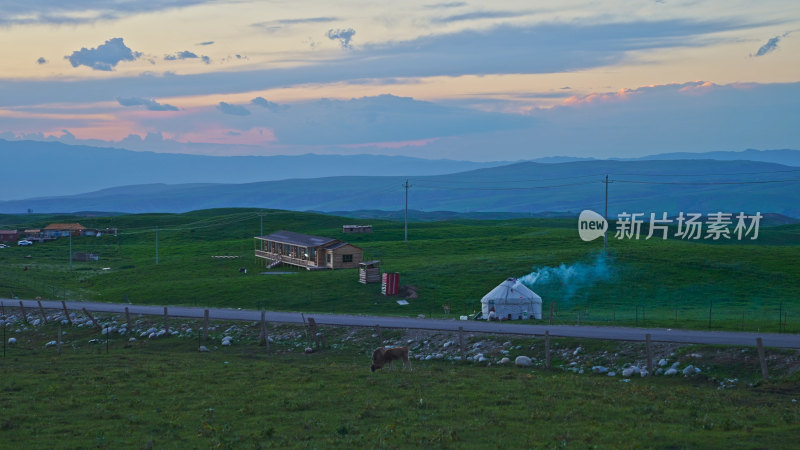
[259,214,263,236]
[155,226,159,265]
[69,234,73,270]
[404,179,411,243]
[604,175,609,251]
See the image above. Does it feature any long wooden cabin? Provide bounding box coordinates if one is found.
[255,230,362,270]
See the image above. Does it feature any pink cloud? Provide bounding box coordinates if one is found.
[562,88,637,106]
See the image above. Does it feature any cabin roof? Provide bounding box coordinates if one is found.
[257,230,337,247]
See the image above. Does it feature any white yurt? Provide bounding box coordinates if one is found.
[481,278,542,320]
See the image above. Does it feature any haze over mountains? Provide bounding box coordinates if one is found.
[3,139,799,217]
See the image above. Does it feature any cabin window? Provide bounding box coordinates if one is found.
[326,253,331,263]
[342,254,353,263]
[309,247,316,260]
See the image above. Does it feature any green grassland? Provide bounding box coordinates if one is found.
[1,321,799,448]
[1,208,799,332]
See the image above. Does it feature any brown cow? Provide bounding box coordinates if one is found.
[370,346,412,372]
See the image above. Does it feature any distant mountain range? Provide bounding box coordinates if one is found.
[4,139,800,203]
[0,139,507,201]
[3,158,799,217]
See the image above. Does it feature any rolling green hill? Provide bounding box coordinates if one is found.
[1,208,798,333]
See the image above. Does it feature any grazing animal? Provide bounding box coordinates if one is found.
[370,346,412,372]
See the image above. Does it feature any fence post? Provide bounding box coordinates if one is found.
[62,301,72,325]
[19,301,27,324]
[756,337,769,380]
[545,330,551,370]
[646,333,653,376]
[375,324,382,343]
[258,311,267,346]
[125,307,131,330]
[82,308,101,329]
[458,326,465,361]
[58,324,62,356]
[163,307,169,333]
[203,309,210,341]
[708,300,712,329]
[549,303,554,325]
[37,300,48,325]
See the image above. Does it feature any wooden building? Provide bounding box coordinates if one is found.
[255,230,362,270]
[342,224,373,233]
[43,223,86,238]
[0,230,20,243]
[359,260,382,284]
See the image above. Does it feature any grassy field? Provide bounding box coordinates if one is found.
[1,208,799,333]
[1,319,799,448]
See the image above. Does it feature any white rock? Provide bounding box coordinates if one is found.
[592,366,608,374]
[425,355,433,360]
[499,357,511,364]
[503,341,512,347]
[671,361,681,369]
[608,371,616,377]
[682,365,696,376]
[7,337,16,344]
[640,369,649,377]
[304,347,313,353]
[573,347,582,356]
[129,337,136,342]
[45,340,57,347]
[665,368,678,376]
[156,330,167,337]
[222,340,232,346]
[515,356,532,367]
[148,332,157,339]
[478,356,488,363]
[32,319,41,326]
[622,367,635,378]
[102,327,114,335]
[658,359,668,367]
[443,341,452,348]
[199,346,210,352]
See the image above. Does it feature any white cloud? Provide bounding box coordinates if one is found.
[66,38,141,71]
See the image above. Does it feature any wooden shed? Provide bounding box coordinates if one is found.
[342,225,372,233]
[359,260,381,284]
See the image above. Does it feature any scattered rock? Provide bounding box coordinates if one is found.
[592,366,609,374]
[304,347,314,353]
[199,346,210,352]
[7,337,16,345]
[515,356,532,367]
[665,368,678,376]
[658,359,668,367]
[499,357,510,364]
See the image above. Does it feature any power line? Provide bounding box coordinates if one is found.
[613,179,800,186]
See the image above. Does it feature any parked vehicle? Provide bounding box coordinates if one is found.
[17,240,33,246]
[0,243,8,248]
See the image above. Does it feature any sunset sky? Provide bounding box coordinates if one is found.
[1,0,798,161]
